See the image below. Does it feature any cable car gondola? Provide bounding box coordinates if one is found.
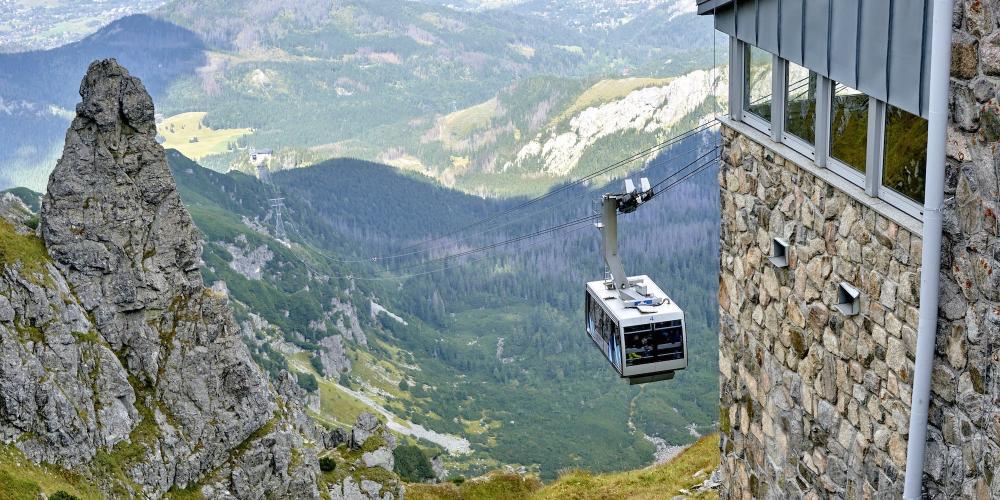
[585,178,688,384]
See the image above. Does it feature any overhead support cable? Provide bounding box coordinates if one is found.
[375,149,723,275]
[322,120,720,264]
[268,127,723,282]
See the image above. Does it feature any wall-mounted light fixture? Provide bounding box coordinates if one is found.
[836,282,861,316]
[769,237,789,268]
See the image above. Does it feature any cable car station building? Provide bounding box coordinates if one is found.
[698,0,1000,497]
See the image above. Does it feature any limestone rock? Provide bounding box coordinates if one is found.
[326,414,402,499]
[324,428,349,450]
[351,413,382,450]
[0,193,34,232]
[431,455,448,482]
[331,297,368,347]
[328,476,399,500]
[363,446,394,471]
[0,58,323,498]
[319,334,352,377]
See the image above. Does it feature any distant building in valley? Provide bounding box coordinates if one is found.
[250,148,273,167]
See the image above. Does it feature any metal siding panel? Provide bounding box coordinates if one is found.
[736,0,758,45]
[858,0,890,101]
[803,0,830,77]
[698,0,735,15]
[757,0,779,53]
[780,0,804,64]
[829,0,860,87]
[715,4,737,36]
[888,0,926,116]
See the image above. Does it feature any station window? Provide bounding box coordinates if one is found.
[744,45,773,122]
[784,62,817,146]
[882,105,929,204]
[731,39,929,220]
[830,82,869,174]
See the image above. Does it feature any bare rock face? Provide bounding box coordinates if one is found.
[42,58,202,376]
[22,59,320,498]
[318,334,352,377]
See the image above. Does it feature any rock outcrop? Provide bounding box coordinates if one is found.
[318,334,352,377]
[509,69,726,176]
[0,193,34,231]
[326,413,402,500]
[0,58,319,498]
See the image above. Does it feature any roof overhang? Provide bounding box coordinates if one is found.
[696,0,733,15]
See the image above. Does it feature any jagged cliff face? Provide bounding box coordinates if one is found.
[1,59,321,498]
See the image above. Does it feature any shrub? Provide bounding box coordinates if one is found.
[393,445,434,483]
[296,372,318,393]
[319,457,336,472]
[50,492,80,500]
[309,354,325,375]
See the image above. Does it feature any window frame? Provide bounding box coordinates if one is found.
[878,104,927,217]
[731,38,926,220]
[826,82,872,185]
[780,59,817,161]
[740,42,774,135]
[824,91,869,190]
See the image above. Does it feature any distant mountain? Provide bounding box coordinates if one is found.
[373,68,725,197]
[0,15,205,191]
[0,0,170,52]
[148,0,698,167]
[147,0,719,194]
[1,0,719,196]
[1,187,41,212]
[416,0,698,30]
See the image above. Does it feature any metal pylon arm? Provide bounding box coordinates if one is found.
[597,178,661,307]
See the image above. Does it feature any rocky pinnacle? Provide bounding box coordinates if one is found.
[33,59,319,498]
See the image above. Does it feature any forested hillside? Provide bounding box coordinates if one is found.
[165,124,720,480]
[0,0,731,496]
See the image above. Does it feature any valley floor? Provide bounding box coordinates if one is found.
[406,434,720,500]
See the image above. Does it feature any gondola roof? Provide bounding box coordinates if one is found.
[586,275,682,320]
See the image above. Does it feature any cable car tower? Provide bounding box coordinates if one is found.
[586,178,688,385]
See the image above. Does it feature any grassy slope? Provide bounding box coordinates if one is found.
[0,219,49,278]
[158,111,253,160]
[0,445,103,500]
[406,434,720,500]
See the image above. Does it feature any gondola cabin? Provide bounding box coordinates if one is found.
[586,275,687,384]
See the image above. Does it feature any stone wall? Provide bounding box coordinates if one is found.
[718,125,924,498]
[925,0,1000,497]
[719,2,1000,497]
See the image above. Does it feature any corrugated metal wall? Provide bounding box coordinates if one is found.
[714,0,932,118]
